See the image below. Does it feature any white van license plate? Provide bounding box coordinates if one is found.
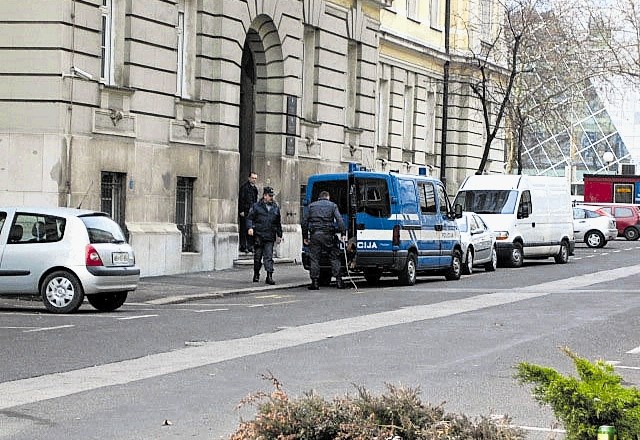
[112,252,129,265]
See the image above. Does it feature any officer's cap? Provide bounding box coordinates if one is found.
[263,186,275,196]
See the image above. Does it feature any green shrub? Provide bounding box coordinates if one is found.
[230,373,525,440]
[515,347,640,440]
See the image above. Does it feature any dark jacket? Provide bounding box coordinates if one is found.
[238,181,258,215]
[246,200,283,242]
[302,199,345,239]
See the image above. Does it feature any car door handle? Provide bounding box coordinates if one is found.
[531,222,536,227]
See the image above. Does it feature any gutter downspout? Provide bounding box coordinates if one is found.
[65,0,78,208]
[439,0,451,187]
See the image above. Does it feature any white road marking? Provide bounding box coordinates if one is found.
[116,314,158,320]
[615,365,640,370]
[23,325,75,333]
[0,326,37,330]
[626,346,640,354]
[192,309,229,313]
[516,425,566,433]
[1,264,640,410]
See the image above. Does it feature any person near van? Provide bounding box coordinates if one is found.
[247,186,282,285]
[238,171,258,253]
[302,191,346,290]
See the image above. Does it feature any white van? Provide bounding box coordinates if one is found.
[453,175,574,267]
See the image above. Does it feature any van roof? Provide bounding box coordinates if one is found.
[308,170,440,182]
[460,174,568,190]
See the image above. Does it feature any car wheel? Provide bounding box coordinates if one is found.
[398,252,417,286]
[41,270,84,314]
[484,246,497,272]
[509,243,524,268]
[87,291,128,312]
[584,230,605,248]
[554,240,570,264]
[445,249,462,280]
[363,269,381,285]
[624,227,640,241]
[462,248,473,275]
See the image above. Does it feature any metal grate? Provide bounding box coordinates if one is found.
[101,171,128,239]
[176,176,195,252]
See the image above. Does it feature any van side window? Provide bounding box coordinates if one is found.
[398,179,418,214]
[0,212,5,234]
[437,184,449,215]
[419,182,436,214]
[356,178,390,218]
[520,190,532,214]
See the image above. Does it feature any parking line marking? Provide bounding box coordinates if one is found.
[0,326,37,330]
[627,346,640,354]
[516,425,565,433]
[192,309,229,313]
[23,325,75,333]
[116,314,158,320]
[615,365,640,370]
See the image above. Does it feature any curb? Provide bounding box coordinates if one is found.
[146,281,310,305]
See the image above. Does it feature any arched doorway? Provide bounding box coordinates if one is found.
[238,37,256,186]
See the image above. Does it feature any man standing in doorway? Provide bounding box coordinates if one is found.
[247,187,282,285]
[302,191,346,290]
[238,171,258,253]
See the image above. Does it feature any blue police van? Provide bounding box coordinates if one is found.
[301,163,463,285]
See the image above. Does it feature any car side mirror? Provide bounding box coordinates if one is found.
[453,203,463,219]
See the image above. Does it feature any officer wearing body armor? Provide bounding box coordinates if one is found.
[302,190,346,290]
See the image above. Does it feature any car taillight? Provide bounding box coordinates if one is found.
[85,245,104,267]
[392,225,401,246]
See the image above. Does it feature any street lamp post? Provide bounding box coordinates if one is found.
[603,151,615,174]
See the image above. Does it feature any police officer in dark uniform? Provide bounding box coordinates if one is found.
[238,172,258,252]
[302,190,346,290]
[247,186,282,285]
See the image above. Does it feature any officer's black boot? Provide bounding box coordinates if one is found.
[265,272,275,285]
[336,277,345,289]
[252,271,260,282]
[308,279,319,290]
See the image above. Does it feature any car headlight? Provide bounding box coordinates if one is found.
[495,231,509,240]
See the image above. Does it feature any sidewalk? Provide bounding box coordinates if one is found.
[133,259,311,305]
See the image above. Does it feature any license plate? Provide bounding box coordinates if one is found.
[112,252,130,265]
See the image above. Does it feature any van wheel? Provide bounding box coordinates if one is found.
[585,230,605,248]
[87,292,128,312]
[554,240,570,264]
[445,249,462,280]
[462,248,473,275]
[484,246,497,272]
[398,253,417,286]
[509,243,523,268]
[364,269,381,285]
[41,270,84,314]
[624,227,639,241]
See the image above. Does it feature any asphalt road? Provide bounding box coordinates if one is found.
[0,239,638,439]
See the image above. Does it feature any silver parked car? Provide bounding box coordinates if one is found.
[0,207,139,313]
[572,204,617,248]
[455,211,497,275]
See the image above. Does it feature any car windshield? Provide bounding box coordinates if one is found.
[454,190,518,214]
[81,215,127,244]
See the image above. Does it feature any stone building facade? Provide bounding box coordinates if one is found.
[0,0,505,276]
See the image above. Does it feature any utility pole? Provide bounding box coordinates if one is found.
[439,0,451,186]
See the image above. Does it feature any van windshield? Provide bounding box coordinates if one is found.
[455,190,518,214]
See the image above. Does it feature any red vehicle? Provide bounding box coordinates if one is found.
[582,203,640,240]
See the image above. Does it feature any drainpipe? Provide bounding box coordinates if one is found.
[65,0,78,207]
[439,0,451,187]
